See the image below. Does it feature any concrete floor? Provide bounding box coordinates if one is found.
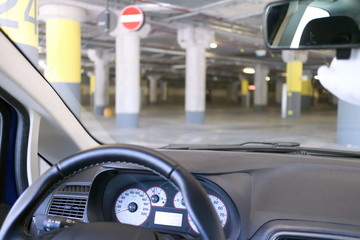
[82,102,345,150]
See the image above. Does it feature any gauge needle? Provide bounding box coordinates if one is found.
[117,208,129,213]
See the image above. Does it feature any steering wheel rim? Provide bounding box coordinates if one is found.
[0,144,225,240]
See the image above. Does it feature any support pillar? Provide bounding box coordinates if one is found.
[88,72,95,107]
[282,51,308,118]
[161,81,168,102]
[88,49,114,116]
[40,5,87,117]
[230,81,240,104]
[178,26,214,124]
[241,79,250,108]
[0,0,38,65]
[254,64,269,111]
[275,79,283,105]
[337,100,360,147]
[301,71,313,110]
[148,75,161,104]
[111,23,150,128]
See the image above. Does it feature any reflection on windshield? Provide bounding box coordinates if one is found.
[290,6,329,48]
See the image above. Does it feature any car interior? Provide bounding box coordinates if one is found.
[1,0,360,240]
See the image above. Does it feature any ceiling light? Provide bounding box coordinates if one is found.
[243,67,255,75]
[265,76,271,81]
[209,42,218,49]
[255,49,267,57]
[248,85,256,90]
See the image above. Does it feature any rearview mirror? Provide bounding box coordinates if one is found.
[264,0,360,50]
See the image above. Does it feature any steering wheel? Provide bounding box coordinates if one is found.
[0,144,225,240]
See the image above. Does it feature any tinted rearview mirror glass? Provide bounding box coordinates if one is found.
[264,0,360,49]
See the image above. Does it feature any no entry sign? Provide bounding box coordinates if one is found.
[120,6,144,31]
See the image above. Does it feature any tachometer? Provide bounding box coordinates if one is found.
[173,191,186,209]
[188,194,228,233]
[146,186,167,207]
[114,188,151,226]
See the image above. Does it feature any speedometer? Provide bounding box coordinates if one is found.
[188,194,228,233]
[114,188,151,226]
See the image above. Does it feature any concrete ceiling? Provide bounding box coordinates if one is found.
[38,0,335,82]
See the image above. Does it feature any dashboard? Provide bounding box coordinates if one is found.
[31,149,360,240]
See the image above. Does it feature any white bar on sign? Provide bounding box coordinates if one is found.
[120,14,143,23]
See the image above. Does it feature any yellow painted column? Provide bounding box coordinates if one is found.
[46,18,81,84]
[90,75,96,96]
[0,0,38,64]
[241,79,250,108]
[286,61,303,117]
[301,77,313,110]
[40,4,87,116]
[89,74,95,107]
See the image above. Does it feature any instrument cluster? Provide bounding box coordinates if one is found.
[91,170,239,238]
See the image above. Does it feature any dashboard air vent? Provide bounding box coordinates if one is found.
[48,196,87,220]
[61,185,90,193]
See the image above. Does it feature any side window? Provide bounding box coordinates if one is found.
[0,96,17,226]
[0,88,31,227]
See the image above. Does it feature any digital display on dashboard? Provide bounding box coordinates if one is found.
[154,211,183,227]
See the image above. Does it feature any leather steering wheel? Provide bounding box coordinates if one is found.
[0,144,226,240]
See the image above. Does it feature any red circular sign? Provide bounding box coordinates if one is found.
[120,6,144,31]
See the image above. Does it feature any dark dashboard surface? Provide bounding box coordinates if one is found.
[32,149,360,240]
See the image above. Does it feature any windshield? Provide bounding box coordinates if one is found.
[1,0,359,151]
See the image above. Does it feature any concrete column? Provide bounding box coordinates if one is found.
[178,26,214,124]
[275,79,283,105]
[161,81,168,102]
[301,71,313,110]
[337,100,360,147]
[230,81,240,104]
[40,4,87,117]
[0,0,38,65]
[254,64,269,111]
[88,49,114,115]
[111,23,151,128]
[282,51,308,118]
[148,75,161,104]
[241,79,250,108]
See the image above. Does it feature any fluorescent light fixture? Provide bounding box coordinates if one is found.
[243,67,255,75]
[209,42,218,49]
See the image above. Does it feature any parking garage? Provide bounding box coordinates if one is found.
[0,0,357,149]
